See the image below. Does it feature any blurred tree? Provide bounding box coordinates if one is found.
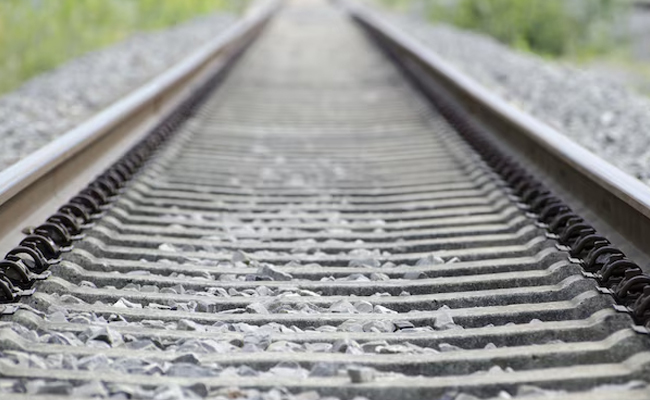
[377,0,625,58]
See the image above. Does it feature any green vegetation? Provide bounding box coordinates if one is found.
[0,0,248,95]
[376,0,628,59]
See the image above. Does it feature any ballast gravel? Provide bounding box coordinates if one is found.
[382,12,650,185]
[0,13,235,172]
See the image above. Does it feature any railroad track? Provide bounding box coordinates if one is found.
[0,0,649,399]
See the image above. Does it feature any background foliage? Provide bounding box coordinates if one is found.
[376,0,627,58]
[0,0,247,95]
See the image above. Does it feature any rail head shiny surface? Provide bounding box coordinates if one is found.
[343,0,650,264]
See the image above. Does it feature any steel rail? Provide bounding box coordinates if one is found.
[0,0,279,254]
[341,0,650,268]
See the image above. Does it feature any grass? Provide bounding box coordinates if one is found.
[375,0,628,59]
[0,0,248,95]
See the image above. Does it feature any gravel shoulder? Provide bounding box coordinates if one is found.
[382,12,650,185]
[0,13,235,172]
